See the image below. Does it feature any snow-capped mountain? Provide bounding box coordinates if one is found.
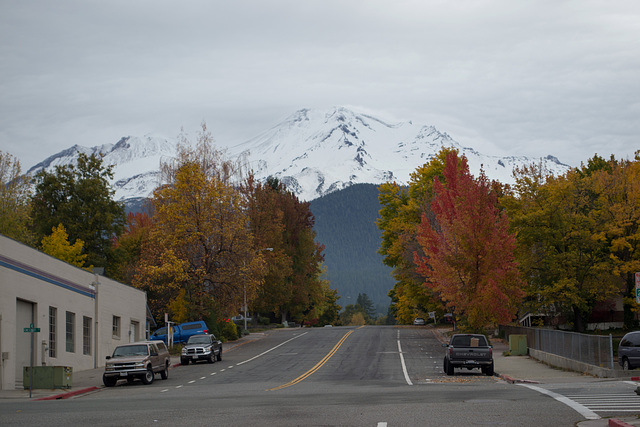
[26,107,570,203]
[27,134,176,203]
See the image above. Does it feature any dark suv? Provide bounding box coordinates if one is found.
[180,334,222,365]
[619,331,640,370]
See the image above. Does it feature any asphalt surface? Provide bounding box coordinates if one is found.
[2,327,640,427]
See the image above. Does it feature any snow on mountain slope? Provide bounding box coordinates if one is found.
[26,107,570,203]
[27,134,176,202]
[229,107,569,201]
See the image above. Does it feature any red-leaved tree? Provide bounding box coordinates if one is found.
[414,151,524,330]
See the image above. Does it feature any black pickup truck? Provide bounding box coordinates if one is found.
[443,333,494,376]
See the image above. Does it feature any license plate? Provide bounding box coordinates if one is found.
[192,355,198,359]
[119,372,128,377]
[467,360,476,364]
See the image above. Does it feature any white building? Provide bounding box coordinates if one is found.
[0,234,147,390]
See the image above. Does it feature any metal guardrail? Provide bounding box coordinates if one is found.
[499,325,615,370]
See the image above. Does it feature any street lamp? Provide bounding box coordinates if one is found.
[244,247,273,333]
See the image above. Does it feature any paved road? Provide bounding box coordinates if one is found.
[1,325,635,426]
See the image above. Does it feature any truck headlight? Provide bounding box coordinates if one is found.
[181,348,187,355]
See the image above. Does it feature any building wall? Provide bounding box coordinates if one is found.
[0,235,146,390]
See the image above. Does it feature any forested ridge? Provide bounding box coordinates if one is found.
[310,183,394,315]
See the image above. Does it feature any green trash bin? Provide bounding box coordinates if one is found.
[508,334,528,356]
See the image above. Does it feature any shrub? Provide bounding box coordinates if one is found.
[219,318,239,341]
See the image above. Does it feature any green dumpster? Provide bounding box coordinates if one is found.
[23,366,73,389]
[508,334,528,356]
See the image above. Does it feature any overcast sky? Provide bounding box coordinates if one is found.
[1,0,638,170]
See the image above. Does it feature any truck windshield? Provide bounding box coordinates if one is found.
[113,345,149,357]
[187,336,211,344]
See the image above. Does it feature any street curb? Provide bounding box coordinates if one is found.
[498,373,539,385]
[608,419,635,427]
[34,386,100,401]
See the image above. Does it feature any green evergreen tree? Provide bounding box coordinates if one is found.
[31,152,126,268]
[356,293,376,319]
[0,151,33,245]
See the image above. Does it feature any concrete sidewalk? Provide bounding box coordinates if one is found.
[490,338,640,427]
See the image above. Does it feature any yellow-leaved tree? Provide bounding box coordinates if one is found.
[133,123,266,323]
[41,223,87,267]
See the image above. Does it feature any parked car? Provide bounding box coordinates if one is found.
[442,333,494,376]
[150,320,209,345]
[103,341,170,387]
[180,334,223,365]
[413,317,426,325]
[618,331,640,370]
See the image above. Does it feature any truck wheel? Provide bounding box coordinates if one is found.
[483,362,494,376]
[443,358,448,374]
[142,366,154,385]
[160,363,169,380]
[103,374,117,387]
[208,352,215,363]
[445,359,454,376]
[216,349,222,362]
[623,358,632,371]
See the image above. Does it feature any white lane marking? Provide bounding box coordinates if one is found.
[397,330,413,386]
[161,389,168,393]
[200,376,206,380]
[175,385,183,389]
[188,380,196,384]
[518,384,600,420]
[378,423,388,427]
[210,372,217,376]
[228,366,234,369]
[237,332,309,365]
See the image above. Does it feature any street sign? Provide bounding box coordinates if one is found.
[23,323,40,333]
[23,323,39,398]
[636,288,640,305]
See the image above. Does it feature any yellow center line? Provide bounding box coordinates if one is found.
[267,329,355,391]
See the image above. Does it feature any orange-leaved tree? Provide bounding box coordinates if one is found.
[414,151,524,331]
[377,147,459,324]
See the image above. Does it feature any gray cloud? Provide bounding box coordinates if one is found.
[1,0,638,169]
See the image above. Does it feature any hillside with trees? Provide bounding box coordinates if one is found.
[310,184,394,316]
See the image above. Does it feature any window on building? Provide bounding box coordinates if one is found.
[66,311,75,353]
[113,316,121,338]
[49,307,57,358]
[82,316,92,356]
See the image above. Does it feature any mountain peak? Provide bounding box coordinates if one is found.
[26,107,570,203]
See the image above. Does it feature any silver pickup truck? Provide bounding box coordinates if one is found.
[442,333,494,376]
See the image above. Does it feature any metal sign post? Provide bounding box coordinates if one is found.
[23,323,40,398]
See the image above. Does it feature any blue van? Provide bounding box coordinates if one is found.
[150,321,209,345]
